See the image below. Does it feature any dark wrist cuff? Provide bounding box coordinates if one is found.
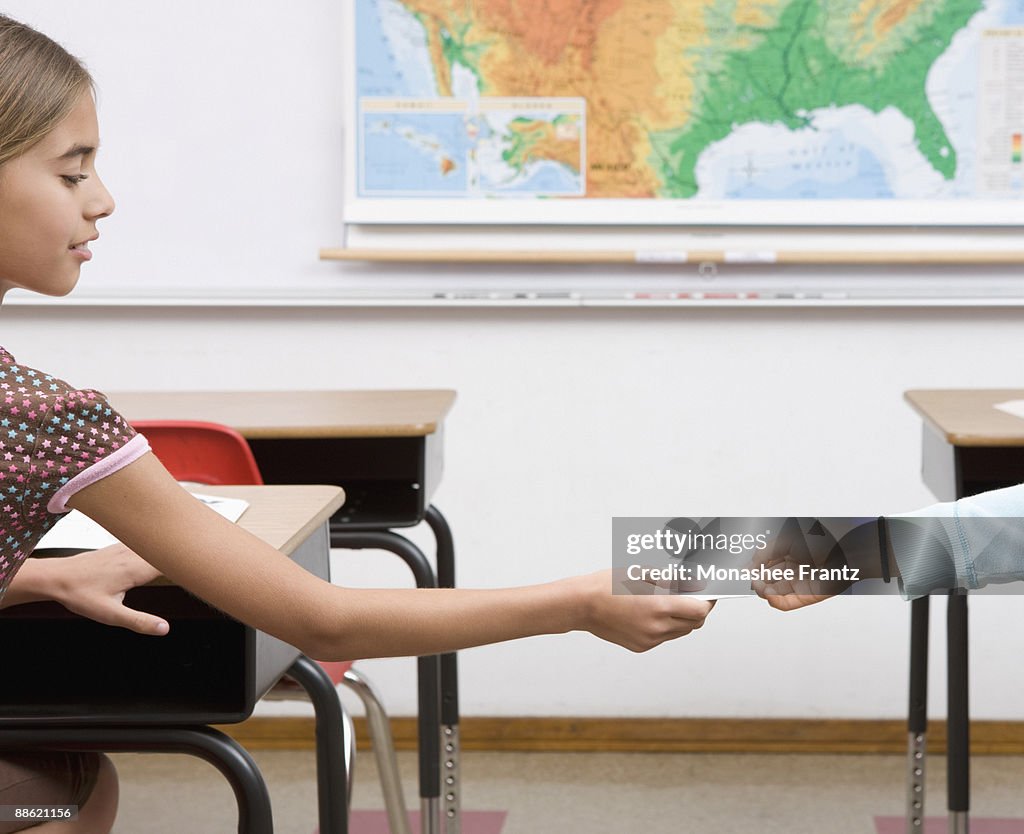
[877,516,891,583]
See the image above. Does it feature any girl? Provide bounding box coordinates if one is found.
[0,14,715,833]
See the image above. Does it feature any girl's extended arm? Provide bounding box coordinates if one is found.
[68,453,713,660]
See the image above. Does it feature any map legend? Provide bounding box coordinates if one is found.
[979,28,1024,194]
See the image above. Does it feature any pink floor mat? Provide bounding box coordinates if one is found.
[876,817,1024,833]
[321,809,506,833]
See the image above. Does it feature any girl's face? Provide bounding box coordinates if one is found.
[0,91,115,299]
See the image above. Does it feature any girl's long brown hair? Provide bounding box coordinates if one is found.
[0,14,93,167]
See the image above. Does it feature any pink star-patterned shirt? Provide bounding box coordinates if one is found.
[0,347,150,602]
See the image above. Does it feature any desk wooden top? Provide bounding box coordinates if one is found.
[108,390,456,439]
[905,389,1024,446]
[201,485,345,555]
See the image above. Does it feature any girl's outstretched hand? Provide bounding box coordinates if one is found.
[576,570,715,652]
[48,544,170,636]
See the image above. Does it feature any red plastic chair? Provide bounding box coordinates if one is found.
[131,420,264,486]
[132,420,411,834]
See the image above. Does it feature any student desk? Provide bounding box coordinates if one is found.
[903,389,1024,834]
[109,389,460,834]
[0,485,348,834]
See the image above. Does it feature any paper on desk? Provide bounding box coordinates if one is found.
[994,399,1024,420]
[653,592,750,600]
[684,594,750,600]
[35,493,249,551]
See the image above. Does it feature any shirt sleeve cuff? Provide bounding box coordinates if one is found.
[47,433,152,514]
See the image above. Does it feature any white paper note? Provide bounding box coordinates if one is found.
[994,399,1024,420]
[36,492,249,551]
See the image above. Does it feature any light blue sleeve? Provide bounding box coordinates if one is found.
[890,483,1024,597]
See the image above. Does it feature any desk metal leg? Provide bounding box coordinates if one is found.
[0,726,273,834]
[907,596,929,833]
[417,655,442,834]
[287,655,349,834]
[948,591,969,834]
[331,529,441,834]
[426,505,461,834]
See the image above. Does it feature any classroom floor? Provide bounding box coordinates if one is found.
[106,748,1024,833]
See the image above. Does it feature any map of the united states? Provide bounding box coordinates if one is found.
[349,0,1022,223]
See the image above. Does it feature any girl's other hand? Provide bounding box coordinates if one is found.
[50,544,170,636]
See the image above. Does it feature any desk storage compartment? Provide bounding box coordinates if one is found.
[957,445,1024,497]
[250,433,442,528]
[0,586,252,725]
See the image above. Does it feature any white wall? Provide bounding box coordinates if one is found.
[4,1,1024,720]
[4,304,1024,721]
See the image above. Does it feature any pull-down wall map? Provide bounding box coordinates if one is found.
[345,0,1024,225]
